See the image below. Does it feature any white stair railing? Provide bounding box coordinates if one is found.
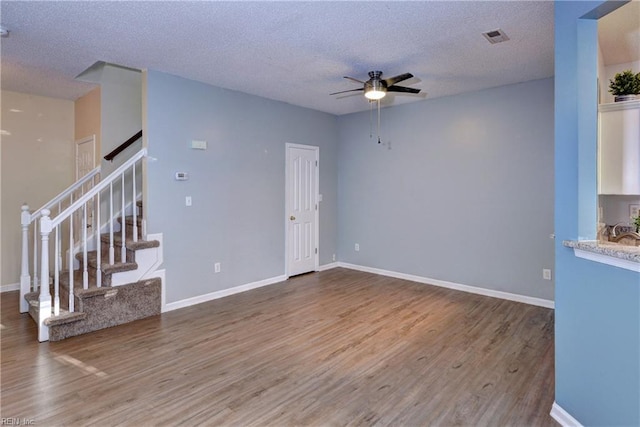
[19,167,100,313]
[21,148,147,342]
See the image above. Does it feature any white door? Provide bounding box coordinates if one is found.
[76,135,96,181]
[286,144,319,277]
[75,136,96,233]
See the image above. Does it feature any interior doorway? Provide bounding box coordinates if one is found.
[285,143,319,277]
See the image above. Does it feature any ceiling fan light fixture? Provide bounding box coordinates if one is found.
[364,79,387,100]
[365,88,386,100]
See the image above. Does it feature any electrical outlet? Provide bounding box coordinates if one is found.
[543,269,552,280]
[332,254,336,261]
[214,262,221,273]
[355,243,360,251]
[185,196,192,206]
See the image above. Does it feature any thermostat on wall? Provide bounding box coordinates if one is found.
[175,172,189,181]
[191,140,207,150]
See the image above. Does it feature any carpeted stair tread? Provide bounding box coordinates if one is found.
[44,311,87,327]
[118,215,143,226]
[24,291,39,304]
[76,286,114,298]
[84,251,138,274]
[100,233,160,250]
[58,269,91,290]
[58,269,115,290]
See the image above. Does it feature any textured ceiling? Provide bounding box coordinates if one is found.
[0,1,558,116]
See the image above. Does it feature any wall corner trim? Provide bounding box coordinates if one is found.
[337,262,555,309]
[318,262,339,272]
[550,401,584,427]
[162,274,287,313]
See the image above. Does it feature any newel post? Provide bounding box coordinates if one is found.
[19,204,31,313]
[37,209,52,342]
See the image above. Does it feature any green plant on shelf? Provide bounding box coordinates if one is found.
[633,215,640,233]
[609,69,640,96]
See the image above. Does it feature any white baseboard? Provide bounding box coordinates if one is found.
[550,402,583,427]
[161,261,554,313]
[163,274,287,313]
[318,262,339,271]
[1,282,19,293]
[337,262,555,309]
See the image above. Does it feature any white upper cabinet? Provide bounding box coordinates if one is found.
[598,100,640,195]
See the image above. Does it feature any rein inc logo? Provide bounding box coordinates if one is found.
[1,419,35,425]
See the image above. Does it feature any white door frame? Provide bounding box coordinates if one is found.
[75,135,96,180]
[285,143,320,278]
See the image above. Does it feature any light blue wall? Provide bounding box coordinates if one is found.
[337,78,555,301]
[145,71,339,304]
[555,1,640,425]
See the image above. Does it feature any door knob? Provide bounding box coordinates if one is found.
[290,216,296,221]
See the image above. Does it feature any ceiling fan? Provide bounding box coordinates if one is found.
[330,71,421,100]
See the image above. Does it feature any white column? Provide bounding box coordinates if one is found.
[19,204,31,313]
[38,209,52,342]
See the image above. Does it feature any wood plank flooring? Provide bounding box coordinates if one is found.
[1,268,556,426]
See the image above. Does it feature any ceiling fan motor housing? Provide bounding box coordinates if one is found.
[367,71,386,88]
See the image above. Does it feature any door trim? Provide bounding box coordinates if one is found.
[75,135,96,180]
[285,143,320,278]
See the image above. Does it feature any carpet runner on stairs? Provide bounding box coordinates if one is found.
[24,212,162,341]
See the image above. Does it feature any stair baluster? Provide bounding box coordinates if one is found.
[109,182,115,265]
[132,162,138,242]
[32,220,39,292]
[82,203,89,289]
[69,213,75,313]
[121,173,126,263]
[96,192,102,287]
[54,226,60,316]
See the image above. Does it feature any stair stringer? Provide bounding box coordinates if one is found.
[110,233,163,286]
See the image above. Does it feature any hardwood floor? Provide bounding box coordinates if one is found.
[1,268,556,426]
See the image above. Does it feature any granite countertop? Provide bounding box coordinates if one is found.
[563,240,640,263]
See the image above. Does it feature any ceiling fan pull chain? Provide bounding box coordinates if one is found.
[369,101,374,139]
[377,100,381,144]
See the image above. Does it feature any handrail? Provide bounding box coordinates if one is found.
[52,148,147,228]
[104,130,142,162]
[30,167,101,222]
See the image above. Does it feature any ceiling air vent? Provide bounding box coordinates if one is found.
[482,29,509,44]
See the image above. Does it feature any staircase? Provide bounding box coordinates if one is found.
[19,148,163,342]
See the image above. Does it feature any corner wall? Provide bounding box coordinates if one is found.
[554,2,640,425]
[337,78,555,301]
[1,91,74,288]
[75,87,101,166]
[100,65,142,175]
[144,71,339,305]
